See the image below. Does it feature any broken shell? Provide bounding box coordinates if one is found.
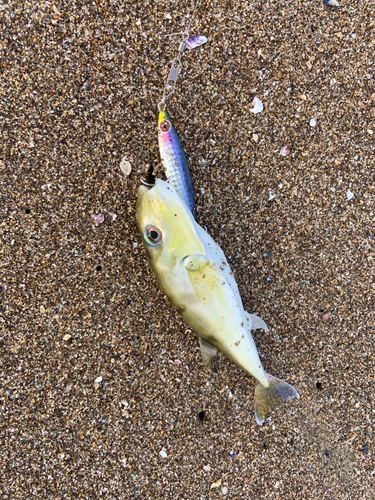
[185,35,207,50]
[120,157,132,176]
[324,0,339,6]
[250,97,263,114]
[92,214,105,224]
[280,146,290,156]
[310,119,316,127]
[210,478,222,489]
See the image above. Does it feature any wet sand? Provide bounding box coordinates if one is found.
[1,0,374,498]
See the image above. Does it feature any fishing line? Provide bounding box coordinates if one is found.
[158,0,202,110]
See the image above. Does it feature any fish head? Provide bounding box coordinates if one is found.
[158,108,172,134]
[136,179,204,272]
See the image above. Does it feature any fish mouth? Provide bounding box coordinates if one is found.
[140,178,155,188]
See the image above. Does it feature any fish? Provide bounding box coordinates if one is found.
[158,108,196,219]
[136,179,299,424]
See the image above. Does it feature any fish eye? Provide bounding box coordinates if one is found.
[160,120,171,132]
[144,226,163,246]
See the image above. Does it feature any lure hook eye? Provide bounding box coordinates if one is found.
[144,226,163,246]
[160,120,171,132]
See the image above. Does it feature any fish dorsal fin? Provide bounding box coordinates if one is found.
[183,254,222,303]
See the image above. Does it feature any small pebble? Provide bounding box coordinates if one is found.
[310,119,316,127]
[159,449,168,458]
[347,190,354,201]
[280,146,290,156]
[222,486,228,495]
[95,376,103,383]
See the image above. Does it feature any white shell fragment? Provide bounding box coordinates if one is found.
[159,448,168,458]
[185,35,207,50]
[310,119,316,127]
[92,214,105,224]
[120,157,132,176]
[347,190,354,201]
[95,376,103,383]
[211,478,222,489]
[250,97,263,114]
[268,191,276,201]
[324,0,340,6]
[280,146,290,156]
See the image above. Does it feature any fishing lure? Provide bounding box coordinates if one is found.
[158,107,196,219]
[156,1,205,218]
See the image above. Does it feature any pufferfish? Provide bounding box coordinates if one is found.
[136,179,299,424]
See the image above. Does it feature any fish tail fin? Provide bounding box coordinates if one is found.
[254,373,299,425]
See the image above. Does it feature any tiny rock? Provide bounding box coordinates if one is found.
[203,465,211,472]
[40,305,46,313]
[63,334,72,341]
[159,448,168,458]
[222,486,229,495]
[95,376,103,383]
[310,119,316,127]
[280,146,290,156]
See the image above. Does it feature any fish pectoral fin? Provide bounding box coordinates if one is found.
[183,254,222,304]
[254,373,299,425]
[199,337,218,371]
[245,312,269,332]
[183,254,210,271]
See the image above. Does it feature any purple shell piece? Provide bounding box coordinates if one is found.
[185,35,207,50]
[92,214,104,224]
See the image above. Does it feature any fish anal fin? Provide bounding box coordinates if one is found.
[184,255,222,304]
[199,338,218,371]
[254,373,299,425]
[245,312,269,332]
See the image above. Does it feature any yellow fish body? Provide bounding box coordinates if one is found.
[136,179,298,424]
